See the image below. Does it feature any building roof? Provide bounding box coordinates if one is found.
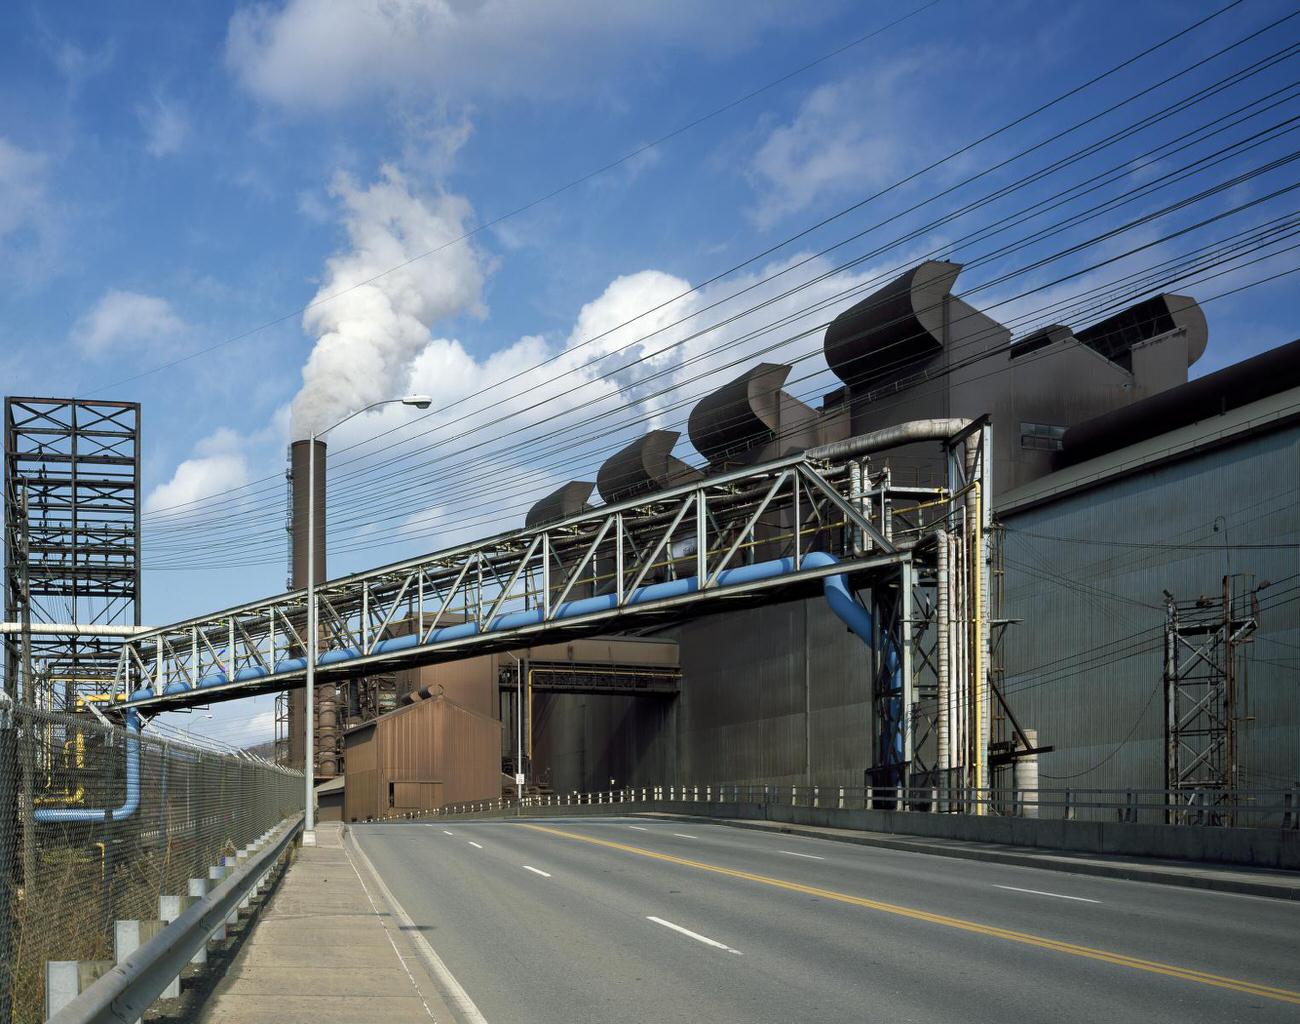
[999,380,1300,516]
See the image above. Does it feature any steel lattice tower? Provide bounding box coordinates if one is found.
[3,398,141,709]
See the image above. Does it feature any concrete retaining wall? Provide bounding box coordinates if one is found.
[466,798,1300,869]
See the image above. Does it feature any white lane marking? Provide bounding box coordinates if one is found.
[994,884,1100,904]
[442,830,454,835]
[647,916,743,955]
[523,865,552,878]
[671,833,697,839]
[468,841,483,849]
[780,850,824,860]
[628,825,649,831]
[344,834,487,1022]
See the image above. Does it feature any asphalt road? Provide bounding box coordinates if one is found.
[352,816,1300,1024]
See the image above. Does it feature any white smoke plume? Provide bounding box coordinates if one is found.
[289,165,486,438]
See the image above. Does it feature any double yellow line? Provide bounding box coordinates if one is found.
[520,823,1300,1005]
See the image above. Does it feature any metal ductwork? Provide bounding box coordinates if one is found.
[1074,293,1208,370]
[687,363,824,470]
[526,480,595,528]
[807,418,973,463]
[823,261,960,386]
[597,430,703,504]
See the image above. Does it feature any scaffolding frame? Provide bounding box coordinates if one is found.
[3,398,141,709]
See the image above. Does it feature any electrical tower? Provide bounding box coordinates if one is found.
[1163,575,1258,821]
[3,398,141,709]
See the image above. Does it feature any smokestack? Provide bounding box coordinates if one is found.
[287,440,327,775]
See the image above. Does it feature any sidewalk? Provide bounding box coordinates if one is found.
[646,814,1300,901]
[195,823,446,1023]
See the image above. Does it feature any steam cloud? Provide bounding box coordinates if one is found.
[289,165,486,438]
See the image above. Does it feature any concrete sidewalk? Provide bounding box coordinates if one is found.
[195,823,447,1024]
[646,813,1300,900]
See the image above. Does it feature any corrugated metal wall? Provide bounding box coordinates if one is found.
[676,596,871,789]
[531,692,676,793]
[341,697,500,819]
[1000,423,1300,791]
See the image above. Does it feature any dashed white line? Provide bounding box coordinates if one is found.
[994,884,1099,903]
[780,850,824,860]
[442,830,454,836]
[523,865,552,878]
[468,841,483,849]
[671,833,697,839]
[647,916,743,955]
[628,825,649,831]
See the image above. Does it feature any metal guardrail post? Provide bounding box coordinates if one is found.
[46,815,301,1024]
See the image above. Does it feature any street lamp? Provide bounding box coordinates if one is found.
[303,394,431,845]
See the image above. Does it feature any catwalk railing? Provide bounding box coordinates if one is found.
[417,784,1300,830]
[0,701,302,1024]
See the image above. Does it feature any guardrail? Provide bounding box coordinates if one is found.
[45,813,302,1024]
[417,784,1300,829]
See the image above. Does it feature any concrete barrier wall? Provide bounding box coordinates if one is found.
[482,798,1299,869]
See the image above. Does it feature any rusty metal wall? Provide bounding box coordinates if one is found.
[342,696,500,819]
[342,721,378,821]
[434,699,501,806]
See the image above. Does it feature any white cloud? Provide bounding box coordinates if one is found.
[70,289,187,356]
[138,95,190,157]
[226,0,811,111]
[747,64,922,228]
[145,428,252,514]
[290,164,488,436]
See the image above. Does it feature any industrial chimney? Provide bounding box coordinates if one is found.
[287,439,328,775]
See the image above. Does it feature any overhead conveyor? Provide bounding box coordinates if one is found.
[111,419,993,794]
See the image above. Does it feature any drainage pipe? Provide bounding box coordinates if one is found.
[935,529,950,776]
[33,709,140,823]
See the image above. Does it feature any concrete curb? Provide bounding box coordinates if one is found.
[648,813,1300,901]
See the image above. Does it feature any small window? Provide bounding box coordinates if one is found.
[388,781,395,808]
[1020,422,1066,451]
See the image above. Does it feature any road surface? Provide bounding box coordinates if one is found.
[351,816,1300,1023]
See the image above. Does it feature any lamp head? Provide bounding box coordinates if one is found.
[402,394,433,410]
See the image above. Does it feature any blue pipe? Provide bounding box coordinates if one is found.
[33,709,141,824]
[124,552,883,703]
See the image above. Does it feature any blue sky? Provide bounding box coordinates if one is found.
[3,0,1298,744]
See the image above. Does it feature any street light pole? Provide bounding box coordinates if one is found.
[301,394,431,846]
[503,650,524,801]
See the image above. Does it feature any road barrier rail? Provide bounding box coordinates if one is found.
[44,814,302,1024]
[415,783,1300,830]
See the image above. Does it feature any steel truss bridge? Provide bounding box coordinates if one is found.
[111,420,994,790]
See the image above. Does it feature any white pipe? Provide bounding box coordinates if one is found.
[0,623,157,636]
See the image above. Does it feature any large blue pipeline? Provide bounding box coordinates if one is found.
[32,708,141,824]
[122,552,903,779]
[128,552,888,701]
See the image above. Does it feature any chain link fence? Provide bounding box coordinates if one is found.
[0,700,301,1024]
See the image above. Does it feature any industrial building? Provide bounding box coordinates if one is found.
[127,255,1292,815]
[505,262,1295,800]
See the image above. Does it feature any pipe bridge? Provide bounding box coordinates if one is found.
[112,420,991,789]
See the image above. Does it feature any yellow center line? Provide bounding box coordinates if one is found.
[518,823,1300,1005]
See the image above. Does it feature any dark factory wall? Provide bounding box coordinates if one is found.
[675,596,871,789]
[531,692,677,793]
